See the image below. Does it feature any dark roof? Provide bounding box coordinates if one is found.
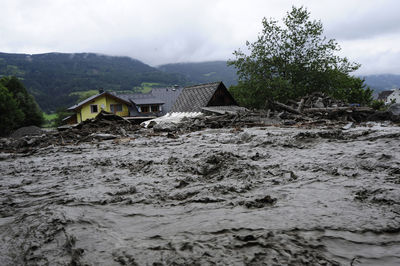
[62,115,74,121]
[118,92,164,105]
[170,82,222,112]
[68,92,131,111]
[151,87,183,115]
[377,90,394,100]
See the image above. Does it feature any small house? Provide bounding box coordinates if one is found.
[378,89,400,105]
[67,91,132,123]
[67,87,181,124]
[118,93,165,118]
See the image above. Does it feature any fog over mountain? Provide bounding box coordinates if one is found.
[1,0,400,75]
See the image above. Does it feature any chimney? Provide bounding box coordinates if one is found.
[99,88,104,94]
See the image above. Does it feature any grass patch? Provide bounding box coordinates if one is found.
[203,72,216,77]
[141,82,161,87]
[132,82,162,93]
[43,113,57,120]
[42,112,57,128]
[141,82,161,93]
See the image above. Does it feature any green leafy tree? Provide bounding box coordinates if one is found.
[0,76,44,127]
[228,6,371,108]
[328,71,372,105]
[0,84,24,136]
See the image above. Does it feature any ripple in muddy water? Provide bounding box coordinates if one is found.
[1,125,400,265]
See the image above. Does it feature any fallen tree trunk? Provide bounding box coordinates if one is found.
[302,107,374,114]
[274,102,301,114]
[297,99,305,113]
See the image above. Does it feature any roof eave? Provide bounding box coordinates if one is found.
[67,91,132,110]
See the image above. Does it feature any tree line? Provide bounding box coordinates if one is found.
[0,76,44,136]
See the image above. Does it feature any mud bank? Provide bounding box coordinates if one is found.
[1,124,400,265]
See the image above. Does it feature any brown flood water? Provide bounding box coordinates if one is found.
[1,125,400,265]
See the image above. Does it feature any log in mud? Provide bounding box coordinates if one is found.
[1,124,400,265]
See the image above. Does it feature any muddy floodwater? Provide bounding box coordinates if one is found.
[1,125,400,265]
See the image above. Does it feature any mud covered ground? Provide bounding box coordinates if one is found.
[1,124,400,265]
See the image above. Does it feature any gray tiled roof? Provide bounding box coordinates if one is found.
[118,93,164,105]
[170,82,222,112]
[131,97,164,105]
[116,93,134,102]
[377,90,394,100]
[151,87,183,115]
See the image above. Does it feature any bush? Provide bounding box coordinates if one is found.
[369,100,386,111]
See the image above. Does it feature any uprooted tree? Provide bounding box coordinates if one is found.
[228,6,372,109]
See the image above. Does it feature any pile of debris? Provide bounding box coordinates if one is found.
[149,109,281,134]
[0,111,140,153]
[10,126,45,139]
[273,92,400,123]
[1,99,399,152]
[148,94,400,134]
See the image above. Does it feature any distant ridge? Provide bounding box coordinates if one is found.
[362,74,400,91]
[158,61,238,87]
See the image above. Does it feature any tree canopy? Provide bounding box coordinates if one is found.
[228,6,372,108]
[0,84,24,136]
[0,76,44,136]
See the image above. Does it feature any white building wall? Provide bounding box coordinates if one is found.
[387,89,400,104]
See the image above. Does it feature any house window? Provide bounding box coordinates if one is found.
[90,104,98,113]
[110,104,123,113]
[140,106,149,113]
[151,105,159,112]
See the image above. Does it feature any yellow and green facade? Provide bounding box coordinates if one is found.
[68,92,131,123]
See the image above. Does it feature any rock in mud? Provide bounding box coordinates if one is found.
[240,195,277,208]
[92,133,118,140]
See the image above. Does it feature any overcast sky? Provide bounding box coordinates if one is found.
[1,0,400,75]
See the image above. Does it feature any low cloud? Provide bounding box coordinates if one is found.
[0,0,399,74]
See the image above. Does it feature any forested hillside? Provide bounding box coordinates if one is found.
[0,52,185,112]
[158,61,238,87]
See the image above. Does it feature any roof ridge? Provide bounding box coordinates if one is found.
[184,81,221,89]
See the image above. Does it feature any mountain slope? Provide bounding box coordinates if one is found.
[158,61,238,87]
[0,52,185,112]
[362,74,400,91]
